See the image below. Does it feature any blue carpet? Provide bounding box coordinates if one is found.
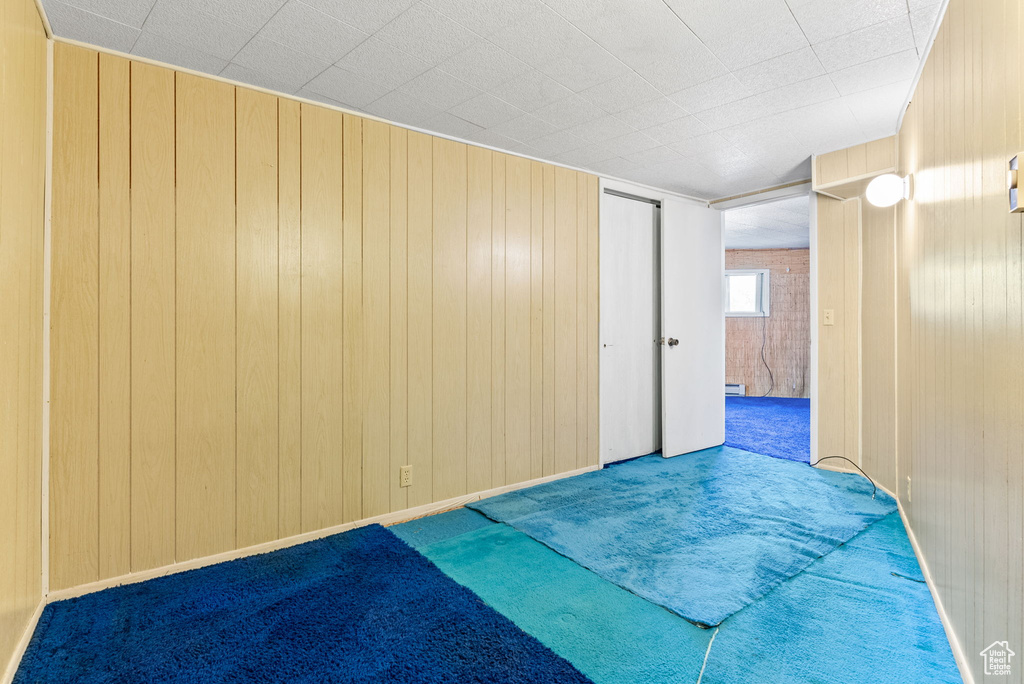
[468,446,896,627]
[702,512,961,683]
[413,521,713,684]
[725,396,810,463]
[15,524,592,684]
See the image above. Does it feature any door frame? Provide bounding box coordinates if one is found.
[712,181,817,464]
[597,178,710,467]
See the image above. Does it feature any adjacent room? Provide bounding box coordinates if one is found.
[722,195,811,463]
[1,0,1019,683]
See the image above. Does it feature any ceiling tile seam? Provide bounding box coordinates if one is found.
[780,0,840,97]
[215,0,397,98]
[652,0,737,77]
[530,0,725,110]
[688,73,856,131]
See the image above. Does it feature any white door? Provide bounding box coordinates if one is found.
[660,198,725,458]
[600,192,660,464]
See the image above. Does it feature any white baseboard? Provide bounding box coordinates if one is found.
[2,599,45,684]
[896,501,974,684]
[46,464,599,603]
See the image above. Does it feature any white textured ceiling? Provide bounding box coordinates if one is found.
[723,195,809,249]
[42,0,944,199]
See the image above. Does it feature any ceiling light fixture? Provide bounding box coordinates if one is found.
[865,173,911,207]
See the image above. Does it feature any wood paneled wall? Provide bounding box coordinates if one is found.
[816,0,1023,677]
[815,194,897,496]
[725,249,809,398]
[814,137,896,188]
[0,0,46,671]
[49,45,600,591]
[896,0,1022,676]
[860,202,896,494]
[814,195,862,475]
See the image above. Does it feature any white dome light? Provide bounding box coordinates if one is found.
[865,173,907,207]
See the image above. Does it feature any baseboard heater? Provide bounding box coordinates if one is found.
[725,383,746,396]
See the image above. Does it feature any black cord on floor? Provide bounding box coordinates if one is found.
[759,308,774,397]
[815,456,878,499]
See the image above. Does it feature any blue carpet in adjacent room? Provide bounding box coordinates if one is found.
[468,446,896,627]
[393,511,713,684]
[725,396,810,463]
[15,524,592,684]
[701,512,961,683]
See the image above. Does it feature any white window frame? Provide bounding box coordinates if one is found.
[724,268,770,317]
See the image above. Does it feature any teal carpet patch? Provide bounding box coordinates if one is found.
[468,446,896,627]
[417,523,713,684]
[702,512,961,683]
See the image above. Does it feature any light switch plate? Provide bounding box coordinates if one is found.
[823,309,835,326]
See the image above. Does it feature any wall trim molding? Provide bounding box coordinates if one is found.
[1,600,45,684]
[44,464,599,604]
[896,501,975,684]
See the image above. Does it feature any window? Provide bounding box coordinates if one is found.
[724,269,769,316]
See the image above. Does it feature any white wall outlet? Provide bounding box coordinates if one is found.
[400,465,412,488]
[823,309,835,326]
[906,475,912,503]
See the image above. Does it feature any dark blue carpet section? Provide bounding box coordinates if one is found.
[15,524,592,684]
[725,396,810,463]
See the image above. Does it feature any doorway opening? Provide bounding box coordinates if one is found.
[721,194,812,464]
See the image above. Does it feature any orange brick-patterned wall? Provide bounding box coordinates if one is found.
[725,249,809,398]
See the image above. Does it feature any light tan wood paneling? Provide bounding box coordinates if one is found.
[542,165,555,477]
[407,131,433,507]
[51,43,100,590]
[389,126,409,514]
[554,167,578,475]
[506,156,532,484]
[467,146,493,494]
[491,154,507,488]
[725,249,810,398]
[362,119,390,519]
[529,162,544,480]
[815,195,860,471]
[814,1,1024,677]
[300,103,345,533]
[48,51,600,590]
[175,73,236,561]
[432,137,468,501]
[0,0,46,667]
[278,99,302,538]
[342,114,362,524]
[235,88,279,548]
[97,52,132,581]
[815,136,897,188]
[575,173,588,470]
[129,60,176,573]
[860,205,896,493]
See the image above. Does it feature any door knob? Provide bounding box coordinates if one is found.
[667,338,679,347]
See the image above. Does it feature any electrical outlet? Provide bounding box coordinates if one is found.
[906,475,912,503]
[400,465,412,488]
[823,309,835,326]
